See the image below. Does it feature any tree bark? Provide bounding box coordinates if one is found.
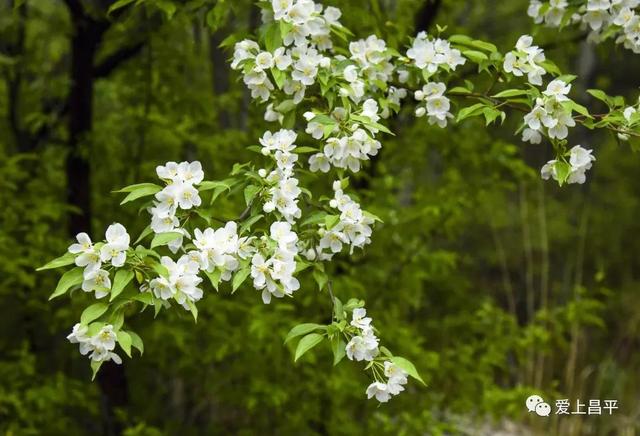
[65,2,128,434]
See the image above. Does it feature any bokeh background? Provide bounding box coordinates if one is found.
[1,0,639,435]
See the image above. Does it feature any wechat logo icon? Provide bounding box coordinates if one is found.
[526,395,551,417]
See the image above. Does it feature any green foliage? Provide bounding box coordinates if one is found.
[1,0,640,434]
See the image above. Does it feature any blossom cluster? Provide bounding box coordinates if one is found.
[250,222,300,304]
[151,161,204,252]
[231,0,340,103]
[192,222,244,282]
[341,35,395,101]
[541,145,596,184]
[307,108,382,173]
[50,0,640,404]
[259,129,302,223]
[503,35,547,86]
[528,0,640,53]
[68,223,130,299]
[366,361,409,403]
[67,323,122,364]
[414,82,453,127]
[342,308,409,403]
[406,31,466,75]
[522,79,576,143]
[266,0,341,49]
[149,255,204,309]
[345,308,379,362]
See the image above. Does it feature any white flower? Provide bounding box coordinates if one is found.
[70,233,101,274]
[522,128,542,144]
[543,79,571,101]
[351,307,372,330]
[82,269,111,298]
[343,65,358,82]
[623,106,636,121]
[156,161,180,182]
[346,331,379,361]
[270,221,298,250]
[366,382,392,402]
[68,232,93,255]
[100,223,130,267]
[503,35,546,85]
[255,51,274,71]
[176,161,204,185]
[67,323,89,343]
[273,47,292,70]
[569,145,596,169]
[309,153,330,172]
[88,325,122,364]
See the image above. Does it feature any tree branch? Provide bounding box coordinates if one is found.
[93,41,146,78]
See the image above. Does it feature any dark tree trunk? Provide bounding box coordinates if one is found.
[209,30,232,129]
[65,2,128,434]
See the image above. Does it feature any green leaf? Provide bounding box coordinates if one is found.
[90,360,103,380]
[448,86,471,94]
[331,336,347,366]
[81,302,110,325]
[205,269,222,291]
[199,179,233,192]
[540,60,561,75]
[115,182,161,193]
[134,225,153,244]
[232,266,251,293]
[294,146,318,153]
[285,323,326,344]
[240,214,263,234]
[152,262,169,279]
[333,297,344,321]
[271,68,286,89]
[117,330,132,357]
[462,50,488,63]
[294,333,325,362]
[107,0,136,14]
[155,0,176,19]
[312,268,328,291]
[275,99,296,113]
[49,267,84,300]
[492,89,529,98]
[448,34,473,45]
[390,356,427,386]
[279,20,293,38]
[483,107,504,125]
[150,231,182,248]
[324,214,340,230]
[562,100,590,117]
[244,185,261,206]
[37,251,76,271]
[120,183,161,205]
[282,110,296,129]
[128,330,144,355]
[110,269,134,301]
[469,39,497,53]
[186,300,198,322]
[301,211,327,227]
[456,103,486,122]
[554,161,572,186]
[264,22,282,52]
[132,292,154,305]
[311,114,335,125]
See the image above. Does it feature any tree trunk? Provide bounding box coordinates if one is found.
[66,4,128,434]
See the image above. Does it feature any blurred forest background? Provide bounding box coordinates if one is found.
[1,0,639,435]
